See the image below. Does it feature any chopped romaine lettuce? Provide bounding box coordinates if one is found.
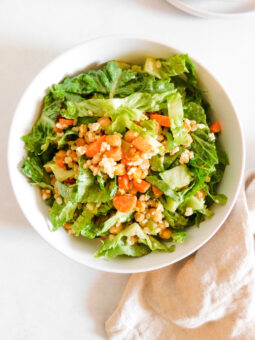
[45,162,76,182]
[95,223,175,259]
[160,165,193,190]
[167,93,189,146]
[100,210,134,234]
[22,154,52,189]
[50,201,77,231]
[144,55,188,79]
[52,61,175,98]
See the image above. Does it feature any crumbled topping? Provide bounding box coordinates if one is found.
[139,194,150,201]
[100,142,111,153]
[88,122,100,132]
[56,122,65,129]
[98,156,116,178]
[197,123,206,130]
[76,146,87,157]
[208,133,215,141]
[185,207,193,216]
[179,150,194,165]
[56,197,63,205]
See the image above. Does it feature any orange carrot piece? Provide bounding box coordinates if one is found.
[75,138,86,146]
[55,159,65,168]
[53,125,62,133]
[210,121,221,133]
[105,146,122,161]
[132,136,152,153]
[118,175,130,191]
[85,136,106,158]
[121,158,129,165]
[152,186,163,198]
[58,118,74,126]
[133,179,151,193]
[113,195,137,213]
[150,114,170,127]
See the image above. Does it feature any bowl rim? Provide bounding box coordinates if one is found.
[166,0,255,19]
[7,34,246,273]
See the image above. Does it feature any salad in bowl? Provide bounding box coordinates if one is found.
[21,54,228,259]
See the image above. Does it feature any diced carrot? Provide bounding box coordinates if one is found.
[150,114,170,127]
[133,179,151,193]
[132,136,152,153]
[85,136,106,158]
[98,117,111,127]
[56,150,66,160]
[114,164,126,176]
[121,140,131,158]
[125,130,138,143]
[118,174,130,191]
[105,146,122,161]
[152,186,163,198]
[113,195,137,213]
[126,147,139,161]
[121,158,129,165]
[75,138,86,146]
[55,159,65,168]
[210,121,221,133]
[53,125,62,133]
[59,118,74,126]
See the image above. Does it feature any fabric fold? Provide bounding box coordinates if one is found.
[106,172,255,340]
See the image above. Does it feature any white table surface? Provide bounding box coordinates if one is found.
[1,1,255,339]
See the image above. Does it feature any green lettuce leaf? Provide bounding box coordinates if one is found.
[52,61,175,98]
[163,149,184,169]
[71,210,99,238]
[109,114,158,136]
[96,201,114,215]
[75,161,94,201]
[95,223,175,258]
[209,139,229,192]
[163,210,188,229]
[56,176,117,203]
[45,162,76,182]
[22,154,52,189]
[49,201,77,231]
[100,210,134,234]
[99,239,151,259]
[168,93,189,145]
[171,231,187,243]
[144,55,188,79]
[184,102,207,124]
[204,187,228,205]
[57,129,78,148]
[190,129,218,174]
[83,178,117,203]
[146,176,179,200]
[150,155,165,172]
[62,92,173,120]
[22,94,62,155]
[159,165,193,190]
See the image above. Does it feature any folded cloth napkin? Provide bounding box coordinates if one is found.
[106,171,255,340]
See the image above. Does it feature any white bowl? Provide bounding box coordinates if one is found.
[8,36,245,273]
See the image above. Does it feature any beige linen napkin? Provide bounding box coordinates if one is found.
[106,171,255,340]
